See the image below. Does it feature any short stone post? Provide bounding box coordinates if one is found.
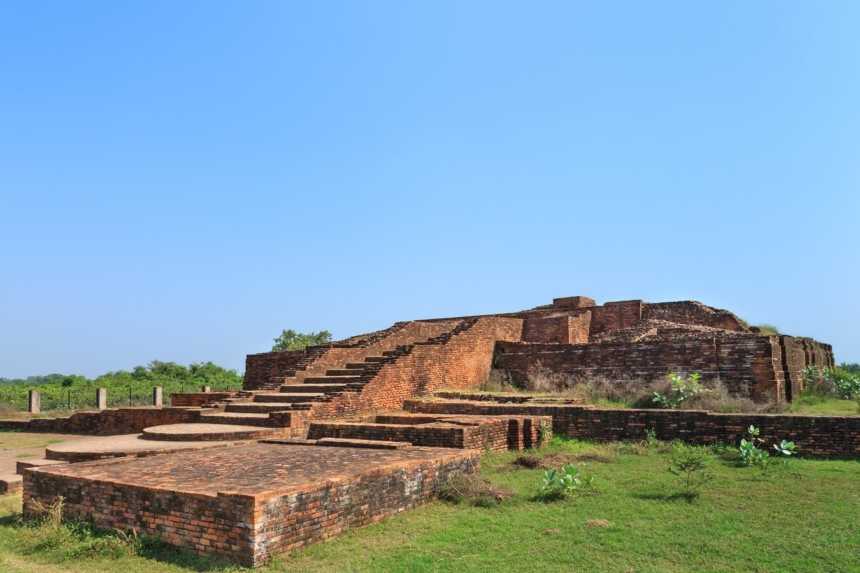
[152,386,163,407]
[28,390,40,414]
[201,385,211,393]
[96,388,107,410]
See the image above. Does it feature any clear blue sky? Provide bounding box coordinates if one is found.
[1,1,858,378]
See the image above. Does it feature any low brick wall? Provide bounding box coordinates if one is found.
[405,399,860,457]
[0,407,202,435]
[24,444,480,566]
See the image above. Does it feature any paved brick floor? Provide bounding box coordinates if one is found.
[32,442,472,497]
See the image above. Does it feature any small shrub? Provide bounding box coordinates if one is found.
[439,473,510,507]
[651,373,704,409]
[739,425,769,467]
[667,444,713,500]
[537,464,594,502]
[803,366,860,399]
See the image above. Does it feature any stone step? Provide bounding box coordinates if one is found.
[278,383,350,394]
[0,474,23,494]
[263,393,326,403]
[226,403,296,414]
[199,412,277,427]
[316,437,411,450]
[16,458,68,475]
[302,376,364,385]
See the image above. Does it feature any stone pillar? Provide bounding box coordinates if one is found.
[152,386,163,407]
[96,388,107,410]
[201,385,211,393]
[28,390,40,414]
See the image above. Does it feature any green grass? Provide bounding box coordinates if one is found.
[1,438,858,572]
[789,394,859,416]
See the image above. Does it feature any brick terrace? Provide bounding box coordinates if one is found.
[25,442,479,566]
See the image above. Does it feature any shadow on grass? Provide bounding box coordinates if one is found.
[136,538,242,572]
[633,491,700,504]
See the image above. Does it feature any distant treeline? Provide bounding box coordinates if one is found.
[0,361,243,411]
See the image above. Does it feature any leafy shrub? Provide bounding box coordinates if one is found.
[271,329,332,351]
[667,443,713,499]
[537,464,594,502]
[738,425,798,474]
[803,366,860,399]
[439,473,510,507]
[651,373,704,409]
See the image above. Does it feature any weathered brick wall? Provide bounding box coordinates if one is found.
[244,350,307,390]
[779,336,835,401]
[308,317,524,418]
[405,400,860,457]
[589,300,643,336]
[522,311,591,344]
[24,468,258,564]
[642,301,747,331]
[0,407,201,435]
[250,451,479,565]
[307,421,511,451]
[494,334,792,401]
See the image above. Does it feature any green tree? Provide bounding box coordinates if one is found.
[272,329,332,351]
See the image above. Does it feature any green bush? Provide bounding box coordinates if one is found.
[667,443,713,500]
[802,366,860,400]
[651,372,704,409]
[537,464,594,502]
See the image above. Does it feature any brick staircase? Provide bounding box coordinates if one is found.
[165,318,488,436]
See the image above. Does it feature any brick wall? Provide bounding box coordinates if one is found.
[0,407,201,435]
[244,349,307,390]
[642,301,747,331]
[405,399,860,457]
[307,317,524,418]
[170,392,237,407]
[24,447,480,567]
[589,300,643,336]
[522,311,591,344]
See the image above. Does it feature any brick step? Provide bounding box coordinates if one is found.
[260,392,326,403]
[199,412,278,427]
[363,356,387,363]
[279,383,353,393]
[301,376,363,385]
[16,458,68,475]
[0,473,23,494]
[315,437,412,450]
[325,368,365,376]
[344,362,384,369]
[226,403,295,414]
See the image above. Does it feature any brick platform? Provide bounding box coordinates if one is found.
[24,443,479,566]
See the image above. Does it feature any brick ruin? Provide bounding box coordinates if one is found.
[10,294,848,566]
[245,294,834,407]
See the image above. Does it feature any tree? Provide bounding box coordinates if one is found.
[272,329,332,351]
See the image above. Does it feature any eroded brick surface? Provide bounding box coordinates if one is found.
[25,443,479,566]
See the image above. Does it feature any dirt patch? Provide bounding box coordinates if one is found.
[586,519,611,528]
[512,451,615,470]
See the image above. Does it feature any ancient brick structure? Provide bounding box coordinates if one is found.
[244,295,833,406]
[8,293,844,568]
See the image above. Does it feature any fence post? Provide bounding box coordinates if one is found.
[96,388,107,410]
[201,385,211,393]
[28,390,40,414]
[152,386,163,408]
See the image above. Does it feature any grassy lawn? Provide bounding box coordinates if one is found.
[0,437,858,572]
[789,395,859,416]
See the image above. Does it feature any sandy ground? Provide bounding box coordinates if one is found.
[0,432,80,475]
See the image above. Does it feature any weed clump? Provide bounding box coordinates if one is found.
[439,473,511,507]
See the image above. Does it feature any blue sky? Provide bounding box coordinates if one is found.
[1,1,857,377]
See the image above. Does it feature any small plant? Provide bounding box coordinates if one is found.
[651,372,704,409]
[537,464,594,502]
[644,428,659,448]
[667,444,713,500]
[739,425,769,467]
